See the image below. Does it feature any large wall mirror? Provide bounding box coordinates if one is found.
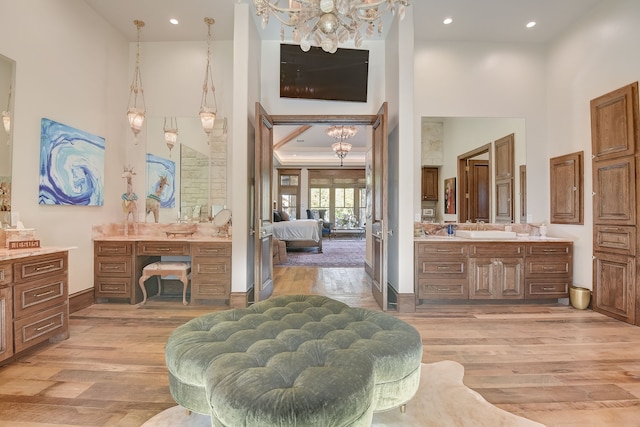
[146,116,227,224]
[0,54,15,227]
[421,117,526,223]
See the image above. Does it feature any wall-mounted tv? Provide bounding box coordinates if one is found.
[280,44,369,103]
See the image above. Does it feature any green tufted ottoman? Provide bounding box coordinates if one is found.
[165,295,422,426]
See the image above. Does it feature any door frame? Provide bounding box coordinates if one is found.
[458,143,492,223]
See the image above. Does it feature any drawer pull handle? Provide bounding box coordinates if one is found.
[104,286,120,291]
[542,266,555,270]
[436,287,450,291]
[34,264,57,272]
[542,249,561,253]
[34,289,56,298]
[436,266,451,270]
[103,266,121,270]
[35,322,56,332]
[102,248,121,253]
[542,287,555,291]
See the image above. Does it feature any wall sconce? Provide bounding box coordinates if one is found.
[199,17,218,140]
[2,83,10,137]
[127,20,146,143]
[163,117,178,156]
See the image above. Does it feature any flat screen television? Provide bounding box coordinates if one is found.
[280,44,369,103]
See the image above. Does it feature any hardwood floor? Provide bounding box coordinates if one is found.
[1,267,639,426]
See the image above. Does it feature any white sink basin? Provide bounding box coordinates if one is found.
[455,230,517,240]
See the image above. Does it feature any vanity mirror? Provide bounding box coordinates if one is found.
[421,117,526,223]
[145,116,227,223]
[0,54,15,227]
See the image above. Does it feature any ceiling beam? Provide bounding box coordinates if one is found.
[273,125,312,150]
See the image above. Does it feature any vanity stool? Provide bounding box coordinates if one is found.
[139,261,191,305]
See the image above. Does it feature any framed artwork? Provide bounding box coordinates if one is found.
[146,153,175,208]
[39,118,105,206]
[444,177,456,214]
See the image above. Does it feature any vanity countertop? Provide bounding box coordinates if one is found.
[93,235,231,243]
[0,246,75,262]
[414,235,572,242]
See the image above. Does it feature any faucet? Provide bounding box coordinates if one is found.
[476,221,485,231]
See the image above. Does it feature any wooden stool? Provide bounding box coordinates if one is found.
[139,261,191,305]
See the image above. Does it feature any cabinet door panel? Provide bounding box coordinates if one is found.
[469,258,498,299]
[593,225,636,256]
[593,157,635,225]
[499,258,524,299]
[0,287,13,363]
[593,252,635,324]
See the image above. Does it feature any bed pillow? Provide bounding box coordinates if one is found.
[273,210,282,222]
[280,210,290,221]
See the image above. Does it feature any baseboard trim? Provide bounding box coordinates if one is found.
[230,292,249,308]
[69,288,95,314]
[397,293,416,312]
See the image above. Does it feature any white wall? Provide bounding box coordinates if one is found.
[545,0,640,289]
[0,0,129,295]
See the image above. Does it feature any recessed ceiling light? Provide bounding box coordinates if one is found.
[526,21,536,28]
[443,17,453,25]
[169,18,179,25]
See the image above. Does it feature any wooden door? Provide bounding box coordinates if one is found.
[371,103,388,310]
[469,160,489,223]
[591,82,638,161]
[495,134,514,224]
[253,103,274,303]
[593,156,635,225]
[593,252,636,324]
[421,167,438,201]
[550,151,584,224]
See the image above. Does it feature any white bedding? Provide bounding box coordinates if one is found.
[271,219,320,242]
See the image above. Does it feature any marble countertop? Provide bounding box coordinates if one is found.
[0,246,75,261]
[93,235,231,242]
[414,235,572,242]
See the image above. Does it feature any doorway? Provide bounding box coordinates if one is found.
[457,143,491,223]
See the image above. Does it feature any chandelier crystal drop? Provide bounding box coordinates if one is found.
[253,0,411,53]
[200,17,218,140]
[326,125,357,166]
[127,20,146,144]
[332,141,352,166]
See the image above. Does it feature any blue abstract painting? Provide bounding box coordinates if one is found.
[39,118,105,206]
[146,153,175,208]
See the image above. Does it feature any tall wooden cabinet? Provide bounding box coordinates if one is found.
[591,82,640,325]
[421,167,439,201]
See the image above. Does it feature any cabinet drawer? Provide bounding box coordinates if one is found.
[13,275,67,318]
[416,243,468,257]
[526,243,572,256]
[470,244,524,257]
[417,279,468,299]
[594,225,635,256]
[95,256,132,277]
[192,280,230,299]
[13,253,67,283]
[95,278,131,297]
[137,242,190,256]
[416,258,467,277]
[13,303,68,353]
[525,279,570,298]
[191,243,230,257]
[0,262,12,286]
[192,258,230,277]
[94,241,133,256]
[526,259,571,276]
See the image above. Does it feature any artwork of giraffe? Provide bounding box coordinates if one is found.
[121,165,138,236]
[146,175,168,223]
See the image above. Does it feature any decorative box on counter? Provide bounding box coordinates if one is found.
[2,227,40,249]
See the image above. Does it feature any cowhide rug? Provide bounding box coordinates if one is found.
[142,361,545,427]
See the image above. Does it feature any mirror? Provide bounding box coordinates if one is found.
[421,117,526,223]
[146,116,227,223]
[0,54,14,227]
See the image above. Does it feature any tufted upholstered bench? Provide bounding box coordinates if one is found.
[165,295,423,427]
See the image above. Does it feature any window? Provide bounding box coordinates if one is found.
[278,169,301,219]
[309,169,365,228]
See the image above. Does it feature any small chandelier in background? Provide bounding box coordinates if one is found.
[253,0,411,53]
[2,83,11,137]
[327,125,357,166]
[127,19,146,143]
[163,117,178,156]
[200,17,218,140]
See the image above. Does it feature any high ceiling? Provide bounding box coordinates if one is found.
[83,0,603,166]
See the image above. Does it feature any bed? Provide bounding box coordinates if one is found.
[271,219,323,253]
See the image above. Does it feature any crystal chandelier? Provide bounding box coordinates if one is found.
[327,125,357,166]
[127,20,146,143]
[200,17,218,139]
[2,83,10,137]
[253,0,411,53]
[163,117,178,156]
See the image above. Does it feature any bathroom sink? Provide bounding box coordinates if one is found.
[455,230,517,240]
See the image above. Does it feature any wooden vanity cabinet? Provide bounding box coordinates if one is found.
[190,242,231,304]
[469,243,525,299]
[415,242,468,299]
[11,252,69,355]
[415,240,572,302]
[0,280,12,364]
[95,241,138,304]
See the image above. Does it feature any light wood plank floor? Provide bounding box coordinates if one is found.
[1,267,639,426]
